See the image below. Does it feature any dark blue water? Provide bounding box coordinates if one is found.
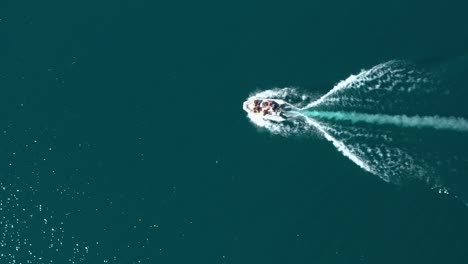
[1,0,468,263]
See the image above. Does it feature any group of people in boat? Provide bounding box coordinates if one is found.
[252,99,282,116]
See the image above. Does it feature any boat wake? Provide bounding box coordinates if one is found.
[299,111,468,132]
[244,57,468,203]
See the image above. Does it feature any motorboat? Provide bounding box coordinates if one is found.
[243,98,292,122]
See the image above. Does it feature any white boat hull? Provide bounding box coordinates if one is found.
[243,98,291,122]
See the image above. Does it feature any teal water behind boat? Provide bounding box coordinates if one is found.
[298,111,468,132]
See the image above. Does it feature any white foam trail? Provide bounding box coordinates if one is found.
[300,111,468,132]
[302,61,392,108]
[242,59,468,203]
[301,117,376,175]
[303,74,359,108]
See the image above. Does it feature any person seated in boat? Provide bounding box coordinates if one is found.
[271,101,279,112]
[262,100,273,111]
[253,105,262,113]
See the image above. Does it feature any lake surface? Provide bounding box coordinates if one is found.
[1,0,468,263]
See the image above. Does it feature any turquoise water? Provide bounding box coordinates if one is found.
[299,111,468,132]
[1,1,468,263]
